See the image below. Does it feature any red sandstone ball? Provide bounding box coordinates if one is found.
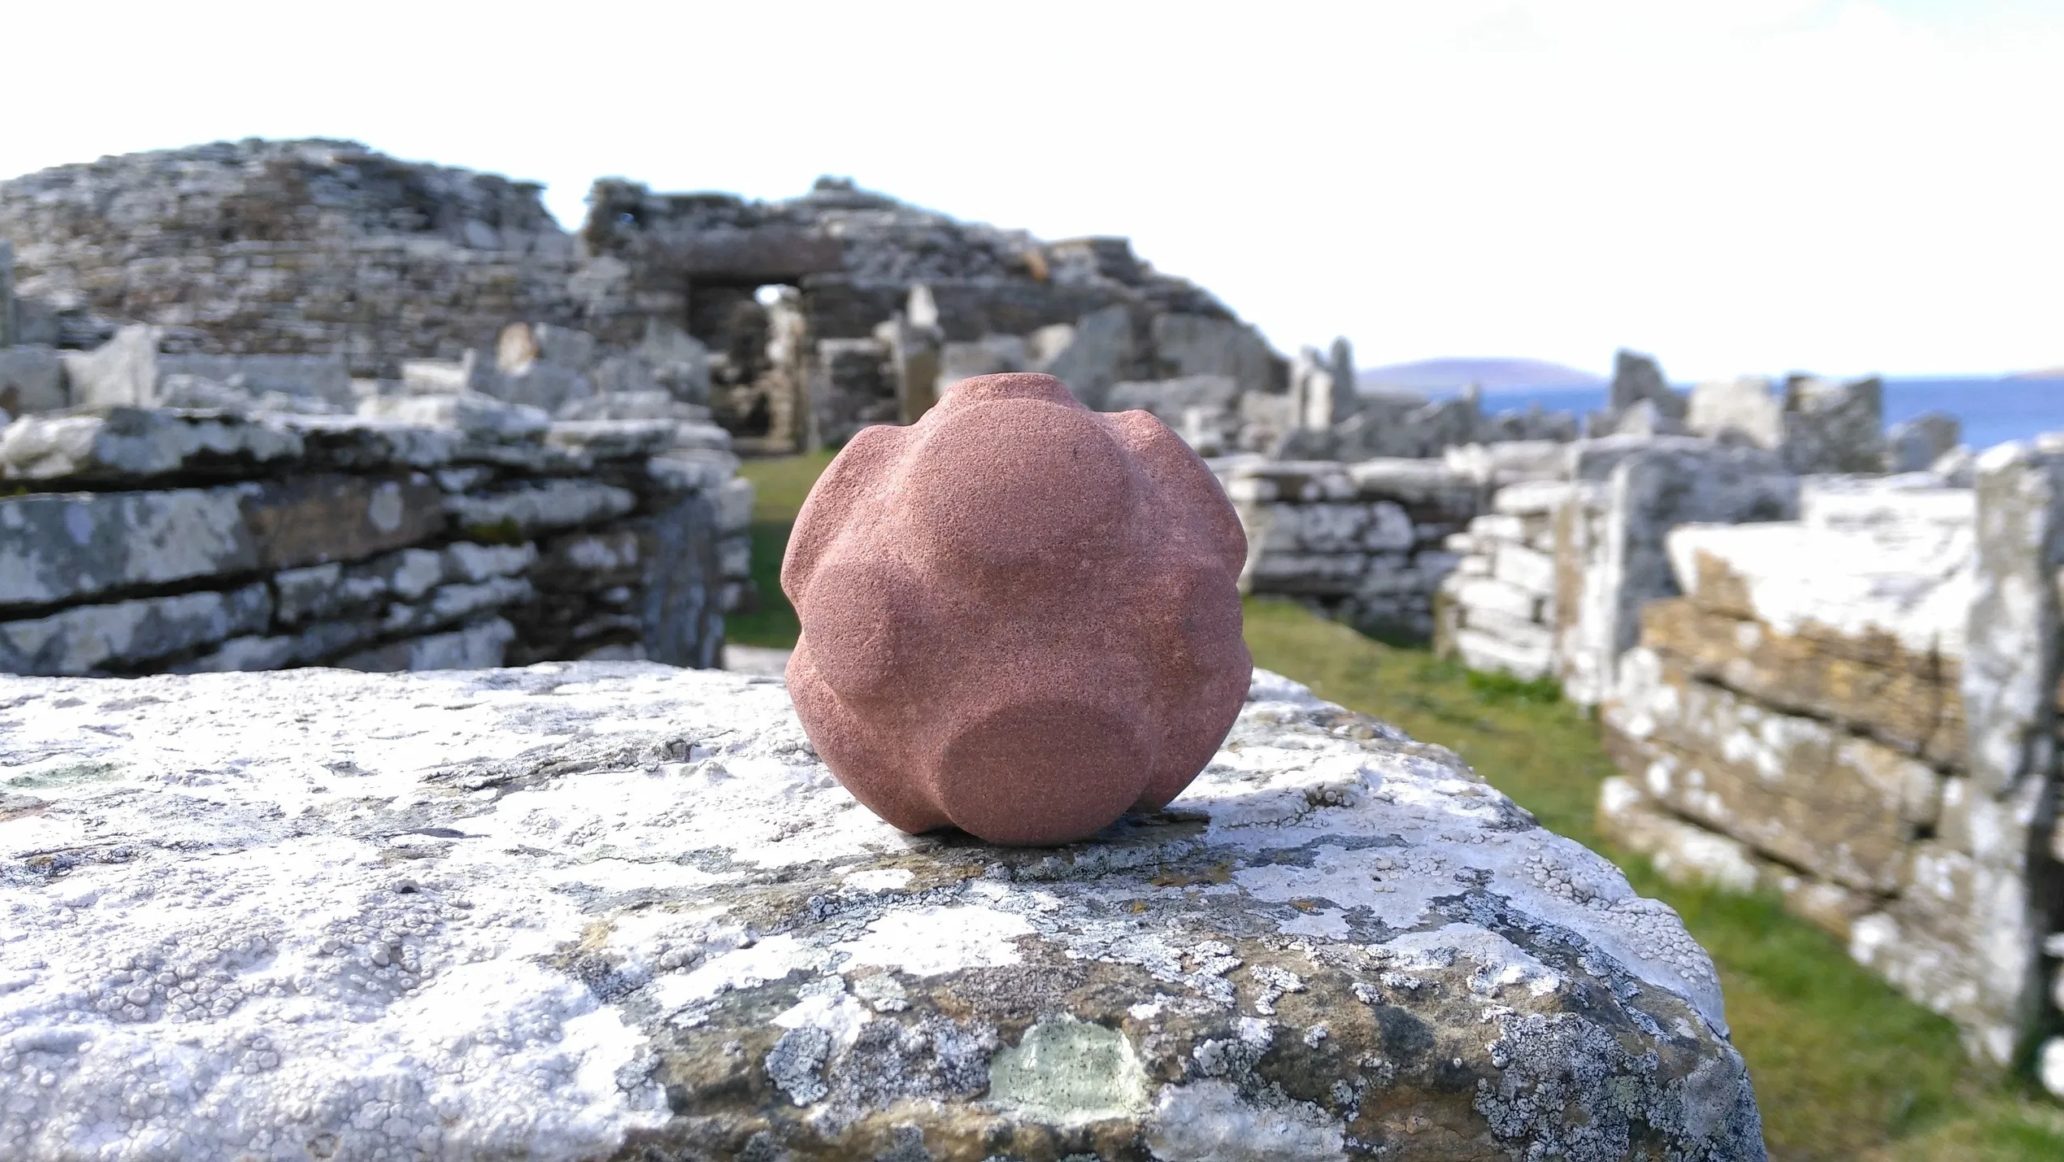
[781,372,1254,846]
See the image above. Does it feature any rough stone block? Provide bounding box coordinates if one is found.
[1604,648,1940,892]
[0,408,306,482]
[1452,626,1554,680]
[0,475,444,610]
[1887,412,1963,475]
[1640,597,1965,765]
[58,324,161,409]
[447,479,637,538]
[1491,542,1557,595]
[360,391,551,439]
[1453,576,1542,623]
[1149,312,1278,396]
[0,346,67,416]
[333,617,516,672]
[0,583,272,675]
[1687,377,1783,448]
[1666,522,1970,660]
[0,665,1764,1159]
[1491,480,1579,516]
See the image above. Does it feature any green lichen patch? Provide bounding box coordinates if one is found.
[987,1016,1151,1126]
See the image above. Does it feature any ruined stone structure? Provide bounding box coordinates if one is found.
[0,142,1297,456]
[578,177,1285,451]
[0,140,579,375]
[1219,458,1477,640]
[1595,453,2064,1083]
[0,663,1766,1159]
[0,403,746,676]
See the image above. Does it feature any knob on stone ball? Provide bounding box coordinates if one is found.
[782,372,1254,846]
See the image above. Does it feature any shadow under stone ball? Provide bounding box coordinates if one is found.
[782,372,1254,845]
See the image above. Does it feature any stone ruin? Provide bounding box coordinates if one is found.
[0,402,745,676]
[1207,343,2058,1091]
[1422,430,2064,1094]
[0,142,782,679]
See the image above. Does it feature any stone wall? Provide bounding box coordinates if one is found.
[1220,457,1478,640]
[1436,479,1574,680]
[0,403,747,676]
[1594,458,2064,1082]
[0,141,580,377]
[1436,438,1798,702]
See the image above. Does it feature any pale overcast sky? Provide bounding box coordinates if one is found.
[5,0,2060,380]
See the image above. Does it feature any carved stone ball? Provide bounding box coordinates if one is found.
[782,372,1254,846]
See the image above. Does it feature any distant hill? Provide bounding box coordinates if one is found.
[2011,367,2064,381]
[1358,357,1605,394]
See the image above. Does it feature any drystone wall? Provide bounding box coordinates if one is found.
[1594,455,2064,1087]
[1436,479,1575,681]
[0,663,1766,1160]
[0,403,748,676]
[1436,437,1799,703]
[0,141,579,376]
[1220,457,1477,640]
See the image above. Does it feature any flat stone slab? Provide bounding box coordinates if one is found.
[1667,521,1972,659]
[0,664,1762,1161]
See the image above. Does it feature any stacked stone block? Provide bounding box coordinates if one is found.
[1435,480,1576,680]
[1435,438,1797,701]
[1596,459,2064,1079]
[0,405,746,677]
[1222,458,1476,640]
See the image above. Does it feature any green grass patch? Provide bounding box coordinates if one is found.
[733,453,2064,1161]
[727,451,835,648]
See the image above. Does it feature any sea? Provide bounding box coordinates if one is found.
[1429,378,2064,452]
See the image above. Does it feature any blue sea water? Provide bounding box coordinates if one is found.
[1433,379,2064,452]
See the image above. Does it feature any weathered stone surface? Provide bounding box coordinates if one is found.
[1149,313,1278,397]
[1667,522,1970,660]
[1604,648,1939,892]
[1554,443,1797,707]
[0,346,66,416]
[332,616,517,672]
[1686,378,1783,449]
[1799,473,1973,535]
[1607,349,1686,419]
[447,479,637,537]
[1888,412,1962,474]
[1597,777,1878,940]
[1640,597,1965,764]
[1781,375,1884,474]
[360,391,552,439]
[0,583,272,675]
[0,408,305,481]
[58,324,160,409]
[0,664,1761,1160]
[0,475,446,610]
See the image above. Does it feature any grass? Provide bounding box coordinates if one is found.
[736,453,2064,1161]
[726,450,836,649]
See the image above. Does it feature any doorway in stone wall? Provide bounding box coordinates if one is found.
[688,279,806,451]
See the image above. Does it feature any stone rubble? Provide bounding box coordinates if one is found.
[0,663,1765,1160]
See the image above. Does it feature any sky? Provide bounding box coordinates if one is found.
[4,0,2060,381]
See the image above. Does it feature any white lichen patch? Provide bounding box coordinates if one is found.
[1145,1078,1347,1161]
[833,905,1035,977]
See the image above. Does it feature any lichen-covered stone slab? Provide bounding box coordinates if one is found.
[0,664,1763,1161]
[1604,647,1939,892]
[1640,597,1965,765]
